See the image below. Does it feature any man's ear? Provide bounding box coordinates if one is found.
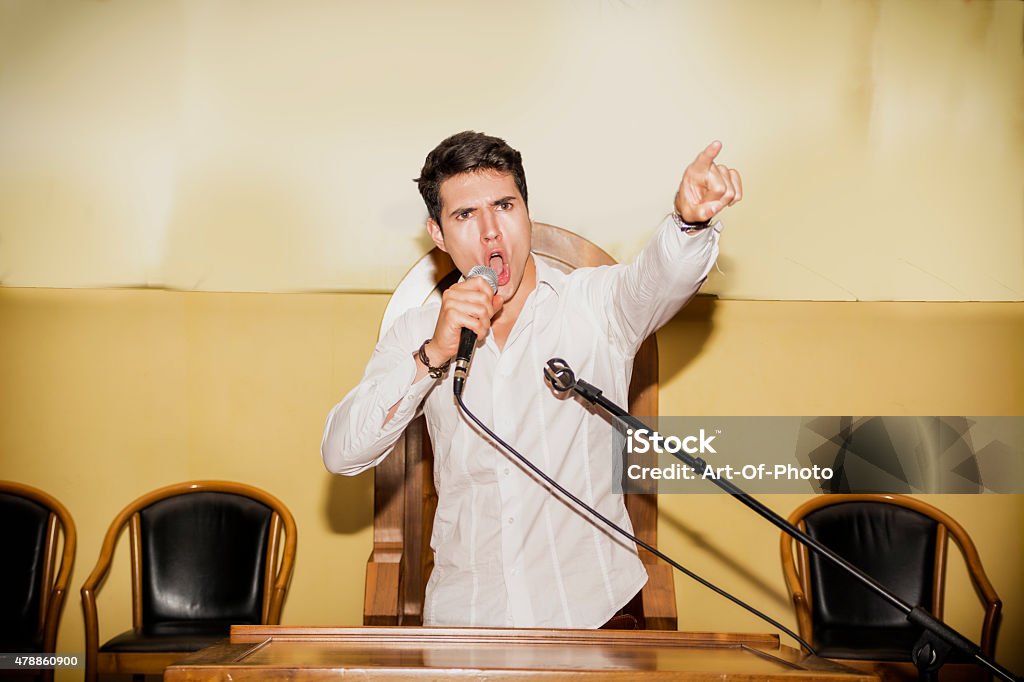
[426,218,447,252]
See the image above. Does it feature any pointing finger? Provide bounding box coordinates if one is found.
[692,140,722,173]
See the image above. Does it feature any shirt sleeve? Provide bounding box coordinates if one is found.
[320,307,439,476]
[595,214,721,355]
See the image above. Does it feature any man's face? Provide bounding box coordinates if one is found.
[427,170,533,303]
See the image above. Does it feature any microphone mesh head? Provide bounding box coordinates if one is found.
[466,265,499,294]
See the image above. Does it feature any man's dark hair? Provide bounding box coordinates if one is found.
[415,131,528,226]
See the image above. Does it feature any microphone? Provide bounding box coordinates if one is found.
[453,265,498,396]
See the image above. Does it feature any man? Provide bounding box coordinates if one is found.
[322,131,741,628]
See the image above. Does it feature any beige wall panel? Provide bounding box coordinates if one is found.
[1,0,1021,299]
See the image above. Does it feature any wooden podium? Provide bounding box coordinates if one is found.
[165,626,878,680]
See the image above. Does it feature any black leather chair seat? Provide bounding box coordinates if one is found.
[815,625,976,663]
[100,620,242,653]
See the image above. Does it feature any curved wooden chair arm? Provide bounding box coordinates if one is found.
[81,497,138,682]
[787,590,813,644]
[42,498,76,682]
[265,505,299,624]
[936,509,1002,657]
[942,519,1001,605]
[778,527,813,641]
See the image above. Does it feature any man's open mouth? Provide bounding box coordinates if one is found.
[488,250,511,287]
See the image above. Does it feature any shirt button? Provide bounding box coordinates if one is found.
[504,468,510,476]
[511,568,518,576]
[507,517,514,525]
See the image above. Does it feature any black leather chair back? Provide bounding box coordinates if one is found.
[139,492,272,634]
[0,492,50,650]
[804,501,937,658]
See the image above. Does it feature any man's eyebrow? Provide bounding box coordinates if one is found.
[448,205,477,219]
[447,197,516,219]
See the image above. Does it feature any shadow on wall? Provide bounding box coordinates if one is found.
[660,294,718,387]
[658,503,791,611]
[655,291,788,608]
[648,291,792,612]
[323,471,374,535]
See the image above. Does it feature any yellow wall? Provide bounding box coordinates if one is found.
[1,288,1021,679]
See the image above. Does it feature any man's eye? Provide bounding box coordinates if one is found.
[457,211,472,220]
[498,202,513,210]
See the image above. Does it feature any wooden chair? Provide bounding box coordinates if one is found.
[0,481,77,682]
[81,480,297,681]
[363,222,677,630]
[780,494,1001,678]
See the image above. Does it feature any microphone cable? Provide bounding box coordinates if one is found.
[455,392,816,655]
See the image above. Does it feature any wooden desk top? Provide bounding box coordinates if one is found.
[165,626,878,681]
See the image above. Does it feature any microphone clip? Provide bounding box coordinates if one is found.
[545,358,606,405]
[544,358,576,393]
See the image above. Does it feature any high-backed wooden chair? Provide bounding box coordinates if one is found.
[363,222,677,630]
[780,494,1001,677]
[81,480,297,681]
[0,481,77,682]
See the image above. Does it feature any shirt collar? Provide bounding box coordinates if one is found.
[484,254,563,353]
[532,253,568,298]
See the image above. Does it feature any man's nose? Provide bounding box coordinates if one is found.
[479,210,500,242]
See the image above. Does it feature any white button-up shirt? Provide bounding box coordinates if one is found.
[322,215,721,628]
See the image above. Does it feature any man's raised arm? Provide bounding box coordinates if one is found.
[593,141,743,354]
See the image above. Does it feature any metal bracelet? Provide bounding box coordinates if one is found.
[417,339,450,379]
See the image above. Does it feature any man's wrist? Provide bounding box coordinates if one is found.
[672,212,712,234]
[416,339,450,379]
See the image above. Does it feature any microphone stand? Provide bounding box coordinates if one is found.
[543,358,1018,682]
